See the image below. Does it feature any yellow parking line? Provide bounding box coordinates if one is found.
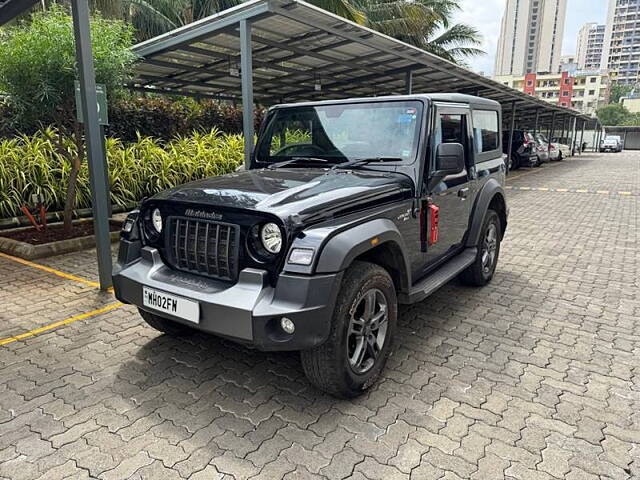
[619,191,632,196]
[0,252,101,289]
[0,302,123,346]
[596,190,609,195]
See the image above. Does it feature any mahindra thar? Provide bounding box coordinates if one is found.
[113,94,508,397]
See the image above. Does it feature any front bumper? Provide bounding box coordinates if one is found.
[113,244,342,351]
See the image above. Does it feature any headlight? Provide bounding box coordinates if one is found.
[260,223,282,254]
[151,208,163,233]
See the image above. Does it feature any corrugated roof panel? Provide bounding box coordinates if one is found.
[130,0,592,124]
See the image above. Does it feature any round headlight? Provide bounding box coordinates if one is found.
[260,222,282,254]
[151,208,163,233]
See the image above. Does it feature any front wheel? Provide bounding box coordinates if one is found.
[301,262,397,398]
[459,210,501,287]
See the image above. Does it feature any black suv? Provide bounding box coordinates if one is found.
[114,94,508,398]
[502,129,537,170]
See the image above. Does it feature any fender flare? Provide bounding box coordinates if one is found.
[465,179,507,247]
[315,218,411,288]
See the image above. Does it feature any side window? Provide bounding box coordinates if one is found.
[433,114,465,149]
[433,112,470,170]
[472,110,499,153]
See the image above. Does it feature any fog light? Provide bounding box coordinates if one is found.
[280,317,295,334]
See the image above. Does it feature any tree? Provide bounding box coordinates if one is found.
[0,6,137,232]
[596,103,630,126]
[609,83,637,104]
[360,0,483,63]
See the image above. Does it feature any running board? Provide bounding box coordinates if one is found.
[399,248,477,304]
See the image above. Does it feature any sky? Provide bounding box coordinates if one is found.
[453,0,609,75]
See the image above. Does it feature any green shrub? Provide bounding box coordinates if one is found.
[0,128,244,219]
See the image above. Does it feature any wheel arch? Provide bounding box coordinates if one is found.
[466,180,508,247]
[314,218,411,294]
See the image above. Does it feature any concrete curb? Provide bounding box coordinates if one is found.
[0,220,122,260]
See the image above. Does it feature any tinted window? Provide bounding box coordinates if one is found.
[472,110,499,152]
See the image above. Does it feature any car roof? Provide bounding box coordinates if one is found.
[272,94,501,111]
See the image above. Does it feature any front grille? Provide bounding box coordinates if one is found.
[167,217,240,282]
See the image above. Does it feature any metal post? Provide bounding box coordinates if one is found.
[548,111,556,154]
[507,101,516,172]
[571,117,578,155]
[622,129,628,150]
[579,120,585,155]
[71,0,112,290]
[534,109,540,136]
[405,70,413,95]
[595,123,602,152]
[240,19,254,169]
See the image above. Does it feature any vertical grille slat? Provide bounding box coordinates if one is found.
[167,217,239,282]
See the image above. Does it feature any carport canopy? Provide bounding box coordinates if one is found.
[130,0,596,162]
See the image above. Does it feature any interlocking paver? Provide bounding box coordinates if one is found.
[1,152,639,479]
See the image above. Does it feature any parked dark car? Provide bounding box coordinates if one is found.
[502,130,538,170]
[113,94,508,398]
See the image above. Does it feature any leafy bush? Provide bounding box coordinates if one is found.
[1,95,268,143]
[0,5,137,231]
[0,128,244,219]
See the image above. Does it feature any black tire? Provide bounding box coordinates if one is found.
[301,261,397,398]
[138,308,193,336]
[511,156,520,170]
[459,210,501,287]
[558,152,563,161]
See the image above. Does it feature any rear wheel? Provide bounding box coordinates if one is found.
[459,210,501,287]
[558,152,563,161]
[138,309,193,336]
[301,261,397,398]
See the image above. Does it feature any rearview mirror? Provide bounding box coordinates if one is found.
[434,143,465,177]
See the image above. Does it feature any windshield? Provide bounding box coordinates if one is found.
[255,101,424,166]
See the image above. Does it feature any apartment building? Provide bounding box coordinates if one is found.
[576,23,606,70]
[602,0,640,84]
[495,0,568,76]
[495,71,609,115]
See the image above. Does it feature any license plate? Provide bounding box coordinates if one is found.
[142,287,199,324]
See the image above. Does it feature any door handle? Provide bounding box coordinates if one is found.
[458,188,469,199]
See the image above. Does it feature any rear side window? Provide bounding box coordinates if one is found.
[472,110,499,153]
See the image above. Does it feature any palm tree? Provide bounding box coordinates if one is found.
[358,0,484,64]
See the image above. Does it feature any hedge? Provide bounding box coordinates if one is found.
[0,96,267,142]
[0,127,244,219]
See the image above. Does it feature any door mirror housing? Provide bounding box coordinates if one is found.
[434,143,465,177]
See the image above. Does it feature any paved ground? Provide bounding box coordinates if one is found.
[1,151,639,480]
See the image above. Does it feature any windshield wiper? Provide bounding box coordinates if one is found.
[331,157,402,170]
[268,157,329,169]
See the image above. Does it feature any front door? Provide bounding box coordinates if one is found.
[421,106,473,270]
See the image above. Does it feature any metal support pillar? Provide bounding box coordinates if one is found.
[594,123,602,152]
[405,70,413,95]
[579,120,585,155]
[71,0,112,290]
[623,129,628,150]
[548,111,556,155]
[240,19,254,169]
[571,117,578,155]
[534,109,540,136]
[507,101,516,172]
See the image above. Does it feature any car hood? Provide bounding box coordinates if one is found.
[151,167,414,224]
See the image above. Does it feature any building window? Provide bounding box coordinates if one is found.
[589,90,595,95]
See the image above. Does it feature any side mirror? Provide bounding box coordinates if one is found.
[434,143,465,177]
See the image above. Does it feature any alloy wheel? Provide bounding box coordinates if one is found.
[347,288,389,374]
[481,222,498,275]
